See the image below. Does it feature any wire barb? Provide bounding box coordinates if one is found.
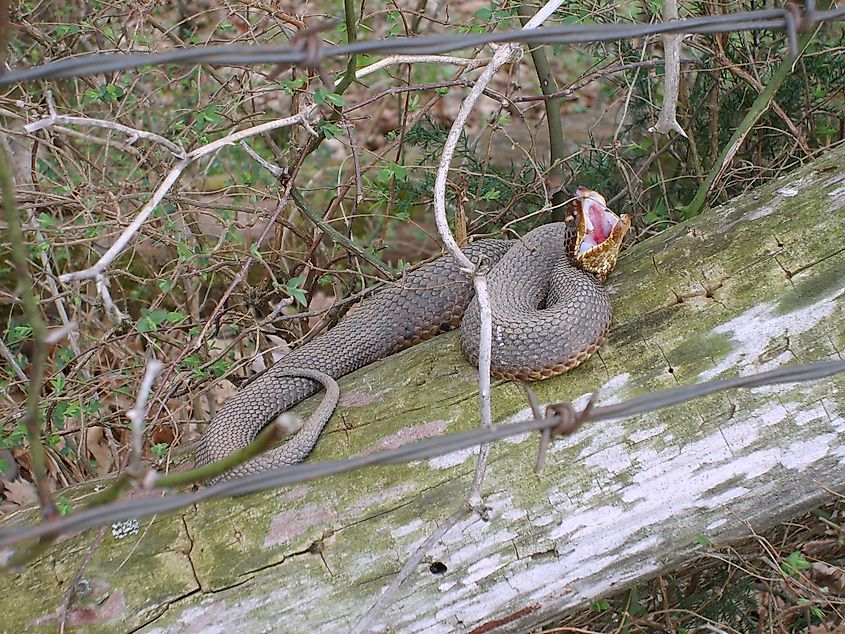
[1,9,842,86]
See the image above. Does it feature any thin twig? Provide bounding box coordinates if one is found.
[126,359,164,477]
[349,505,470,634]
[0,337,27,383]
[353,1,568,629]
[354,54,490,79]
[683,24,820,217]
[57,527,107,634]
[95,274,127,321]
[0,134,82,357]
[26,92,187,158]
[290,187,397,279]
[517,4,568,221]
[0,136,56,520]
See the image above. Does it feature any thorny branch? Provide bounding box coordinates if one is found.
[0,138,55,521]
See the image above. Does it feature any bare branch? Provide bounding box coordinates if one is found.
[649,0,689,137]
[58,105,319,284]
[353,1,569,630]
[126,359,164,477]
[355,54,491,79]
[0,337,27,383]
[25,92,187,157]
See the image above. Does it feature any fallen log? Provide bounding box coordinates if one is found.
[2,145,844,633]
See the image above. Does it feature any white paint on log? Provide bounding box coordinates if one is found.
[700,290,841,381]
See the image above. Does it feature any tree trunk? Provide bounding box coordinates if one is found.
[2,145,844,633]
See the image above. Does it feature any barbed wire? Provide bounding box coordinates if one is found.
[1,7,843,86]
[0,359,841,550]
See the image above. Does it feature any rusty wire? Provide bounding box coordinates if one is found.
[0,359,842,550]
[0,7,843,86]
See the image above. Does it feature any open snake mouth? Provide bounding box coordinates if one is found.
[575,186,624,254]
[572,186,631,281]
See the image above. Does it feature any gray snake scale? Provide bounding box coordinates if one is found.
[196,207,628,480]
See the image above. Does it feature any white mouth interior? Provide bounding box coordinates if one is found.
[579,194,620,255]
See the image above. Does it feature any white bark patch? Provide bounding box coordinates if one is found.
[823,171,845,199]
[699,291,841,381]
[356,420,450,457]
[426,447,476,469]
[385,379,843,633]
[144,596,266,634]
[264,502,338,547]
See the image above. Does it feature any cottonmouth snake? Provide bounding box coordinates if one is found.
[196,188,630,480]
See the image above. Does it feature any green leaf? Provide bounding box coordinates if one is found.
[36,212,57,229]
[325,92,345,107]
[782,551,811,576]
[377,163,408,184]
[167,311,187,324]
[51,373,66,397]
[318,121,343,139]
[9,325,33,342]
[695,534,711,547]
[194,104,222,131]
[57,496,72,516]
[475,7,493,20]
[102,83,124,102]
[280,77,306,95]
[589,599,610,612]
[314,88,345,107]
[286,274,308,307]
[136,315,156,333]
[210,357,233,377]
[152,442,170,458]
[176,241,193,261]
[135,309,169,333]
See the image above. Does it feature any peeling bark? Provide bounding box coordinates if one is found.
[1,145,844,633]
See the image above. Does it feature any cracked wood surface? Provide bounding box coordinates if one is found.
[2,145,844,633]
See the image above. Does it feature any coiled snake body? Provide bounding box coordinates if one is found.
[196,188,630,480]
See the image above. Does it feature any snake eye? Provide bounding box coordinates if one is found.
[573,186,631,281]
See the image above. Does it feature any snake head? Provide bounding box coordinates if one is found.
[572,186,631,282]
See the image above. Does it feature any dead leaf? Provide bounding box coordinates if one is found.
[86,427,115,476]
[251,335,291,373]
[810,561,845,595]
[307,291,336,331]
[2,477,38,508]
